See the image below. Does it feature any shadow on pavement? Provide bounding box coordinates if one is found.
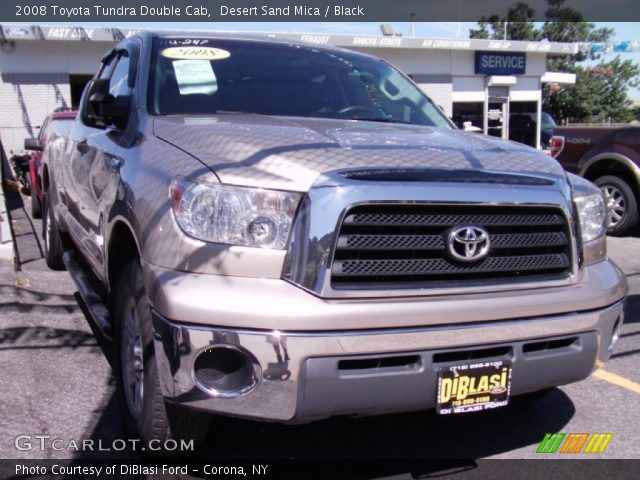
[4,189,45,271]
[191,388,574,461]
[0,325,97,351]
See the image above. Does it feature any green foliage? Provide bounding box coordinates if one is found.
[469,2,539,41]
[543,62,639,122]
[469,0,637,123]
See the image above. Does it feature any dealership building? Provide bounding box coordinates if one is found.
[0,24,577,154]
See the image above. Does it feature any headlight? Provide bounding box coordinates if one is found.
[170,178,301,249]
[574,191,606,243]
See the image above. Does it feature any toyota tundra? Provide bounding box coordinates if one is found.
[39,33,627,450]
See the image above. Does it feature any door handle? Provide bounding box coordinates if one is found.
[76,141,89,154]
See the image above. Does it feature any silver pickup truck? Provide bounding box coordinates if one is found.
[40,33,626,451]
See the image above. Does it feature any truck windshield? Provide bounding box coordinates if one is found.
[149,37,452,128]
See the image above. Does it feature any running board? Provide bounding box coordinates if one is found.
[62,251,113,341]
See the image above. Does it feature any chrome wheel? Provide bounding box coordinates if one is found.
[600,184,626,228]
[121,298,144,420]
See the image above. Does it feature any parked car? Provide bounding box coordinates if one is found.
[24,109,77,218]
[550,125,640,235]
[41,33,626,453]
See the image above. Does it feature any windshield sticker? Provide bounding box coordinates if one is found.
[172,60,218,95]
[166,39,211,46]
[161,46,230,60]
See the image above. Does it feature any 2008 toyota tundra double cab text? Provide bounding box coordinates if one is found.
[40,33,627,449]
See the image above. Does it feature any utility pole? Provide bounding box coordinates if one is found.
[410,12,416,38]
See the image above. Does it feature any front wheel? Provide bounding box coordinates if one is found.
[114,260,211,456]
[595,175,639,236]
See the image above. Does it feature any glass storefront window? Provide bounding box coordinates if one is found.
[452,102,483,131]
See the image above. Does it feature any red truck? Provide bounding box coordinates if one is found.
[551,126,640,235]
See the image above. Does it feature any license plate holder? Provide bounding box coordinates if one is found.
[436,361,511,415]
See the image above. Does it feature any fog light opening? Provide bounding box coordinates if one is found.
[609,317,622,352]
[193,346,259,397]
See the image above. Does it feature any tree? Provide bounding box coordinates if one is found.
[469,2,539,41]
[469,0,638,123]
[546,57,640,123]
[542,0,613,64]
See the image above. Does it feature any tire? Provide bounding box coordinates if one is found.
[595,175,639,236]
[114,260,211,456]
[42,192,65,270]
[31,186,42,219]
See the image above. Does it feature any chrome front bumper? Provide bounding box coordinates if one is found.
[152,299,624,423]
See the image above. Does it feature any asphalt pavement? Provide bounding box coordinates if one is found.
[0,189,638,463]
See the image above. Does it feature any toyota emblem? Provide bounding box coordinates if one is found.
[447,226,491,262]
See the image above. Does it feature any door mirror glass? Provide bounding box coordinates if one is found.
[98,95,131,128]
[82,52,133,129]
[24,138,42,151]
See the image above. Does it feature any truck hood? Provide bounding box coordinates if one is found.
[154,115,567,191]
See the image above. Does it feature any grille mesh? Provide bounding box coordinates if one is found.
[336,255,569,276]
[345,212,563,227]
[341,234,444,250]
[331,204,573,287]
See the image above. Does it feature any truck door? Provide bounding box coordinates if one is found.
[64,48,134,279]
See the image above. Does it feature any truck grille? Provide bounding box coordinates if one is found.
[331,204,572,287]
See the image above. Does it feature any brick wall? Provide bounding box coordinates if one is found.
[0,73,72,155]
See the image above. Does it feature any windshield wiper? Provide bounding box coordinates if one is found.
[155,110,253,116]
[213,110,255,115]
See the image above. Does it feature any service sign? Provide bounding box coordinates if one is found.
[475,51,526,75]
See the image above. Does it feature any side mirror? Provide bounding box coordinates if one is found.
[99,95,131,128]
[24,138,42,151]
[87,78,130,128]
